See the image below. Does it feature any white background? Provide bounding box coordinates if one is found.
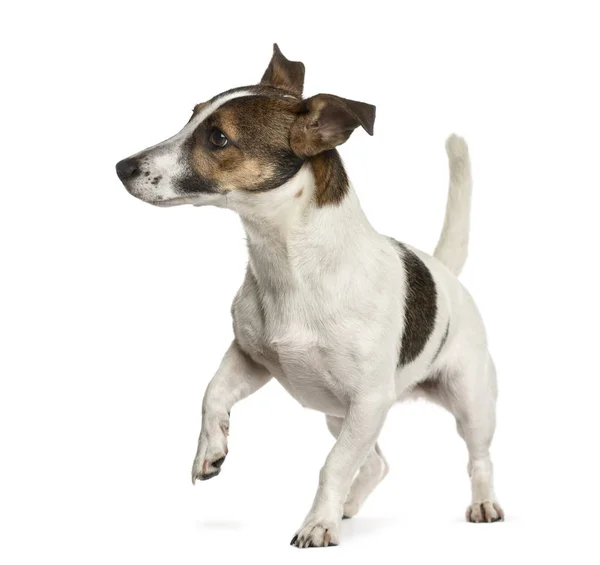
[2,1,599,563]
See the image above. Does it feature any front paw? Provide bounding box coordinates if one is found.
[290,518,340,548]
[466,500,504,523]
[191,417,229,484]
[191,452,226,483]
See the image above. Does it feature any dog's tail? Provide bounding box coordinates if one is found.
[433,134,473,277]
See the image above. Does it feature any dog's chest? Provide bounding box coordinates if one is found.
[232,282,350,415]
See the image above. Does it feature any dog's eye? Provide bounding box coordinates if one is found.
[209,128,228,148]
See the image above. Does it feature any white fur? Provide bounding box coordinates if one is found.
[187,135,503,545]
[433,134,472,275]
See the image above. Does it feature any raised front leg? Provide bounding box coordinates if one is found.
[291,391,394,548]
[191,340,270,483]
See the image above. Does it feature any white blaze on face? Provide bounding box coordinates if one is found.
[124,89,255,204]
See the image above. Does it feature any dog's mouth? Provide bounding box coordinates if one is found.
[147,194,224,208]
[121,185,201,208]
[149,196,194,207]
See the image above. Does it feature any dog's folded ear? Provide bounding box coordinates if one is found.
[290,94,376,157]
[260,43,305,96]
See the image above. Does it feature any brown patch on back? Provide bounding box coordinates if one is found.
[310,150,349,206]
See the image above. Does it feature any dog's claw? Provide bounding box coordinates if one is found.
[191,449,227,484]
[290,523,339,548]
[196,469,220,481]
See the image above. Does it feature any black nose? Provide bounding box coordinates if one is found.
[116,157,141,181]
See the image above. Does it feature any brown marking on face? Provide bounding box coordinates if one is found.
[180,92,357,206]
[181,94,303,195]
[189,143,270,194]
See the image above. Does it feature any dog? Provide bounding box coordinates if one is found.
[116,44,503,548]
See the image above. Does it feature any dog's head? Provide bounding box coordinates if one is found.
[116,45,375,208]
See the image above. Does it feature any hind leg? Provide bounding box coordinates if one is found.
[326,415,389,519]
[430,354,504,522]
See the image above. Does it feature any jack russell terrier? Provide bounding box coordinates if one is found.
[116,44,503,548]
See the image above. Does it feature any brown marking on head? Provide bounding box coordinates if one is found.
[170,47,375,208]
[260,43,305,96]
[180,93,303,195]
[295,187,304,198]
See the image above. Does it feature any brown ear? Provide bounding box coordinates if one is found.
[260,43,305,96]
[290,94,376,157]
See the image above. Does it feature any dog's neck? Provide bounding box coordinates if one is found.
[227,153,377,294]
